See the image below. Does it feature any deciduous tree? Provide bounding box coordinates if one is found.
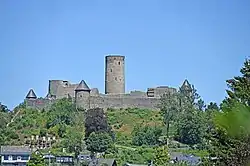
[86,132,113,154]
[85,108,112,138]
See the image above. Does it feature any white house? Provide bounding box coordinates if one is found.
[0,146,31,166]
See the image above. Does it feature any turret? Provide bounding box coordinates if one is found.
[180,79,192,96]
[75,80,91,109]
[26,89,37,100]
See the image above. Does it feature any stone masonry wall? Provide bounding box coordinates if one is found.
[77,95,160,110]
[105,56,125,94]
[26,99,53,110]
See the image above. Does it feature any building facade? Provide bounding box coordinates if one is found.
[0,146,31,166]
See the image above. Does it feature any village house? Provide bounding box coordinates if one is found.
[0,146,31,166]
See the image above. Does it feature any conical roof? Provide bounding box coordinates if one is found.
[75,80,90,91]
[181,79,192,91]
[26,89,37,99]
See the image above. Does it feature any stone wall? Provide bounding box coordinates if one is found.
[76,95,160,110]
[26,99,53,110]
[26,87,176,110]
[56,84,78,99]
[48,80,78,99]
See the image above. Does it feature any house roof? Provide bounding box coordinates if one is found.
[26,89,37,99]
[89,158,116,166]
[170,152,201,165]
[124,164,148,166]
[75,80,90,92]
[0,146,31,155]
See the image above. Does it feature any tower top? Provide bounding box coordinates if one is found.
[180,79,192,91]
[26,89,37,99]
[105,55,125,60]
[75,80,90,92]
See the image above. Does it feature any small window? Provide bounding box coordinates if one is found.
[8,156,13,160]
[118,61,120,65]
[110,69,112,72]
[80,95,83,98]
[115,77,117,81]
[17,156,22,160]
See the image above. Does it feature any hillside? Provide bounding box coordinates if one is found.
[1,100,179,165]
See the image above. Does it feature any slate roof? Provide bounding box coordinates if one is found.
[0,146,31,155]
[89,158,116,166]
[170,152,201,165]
[75,80,90,91]
[181,79,192,91]
[26,89,37,99]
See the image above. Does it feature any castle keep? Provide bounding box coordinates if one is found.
[25,55,190,110]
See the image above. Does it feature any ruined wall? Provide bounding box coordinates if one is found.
[48,80,78,99]
[26,99,53,110]
[56,84,78,99]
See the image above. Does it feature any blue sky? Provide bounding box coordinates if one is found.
[0,0,249,109]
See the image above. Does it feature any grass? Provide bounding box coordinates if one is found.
[107,108,163,137]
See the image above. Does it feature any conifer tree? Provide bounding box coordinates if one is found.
[225,58,250,106]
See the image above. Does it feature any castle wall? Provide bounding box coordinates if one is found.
[48,80,78,99]
[76,95,160,110]
[56,84,78,99]
[26,99,53,110]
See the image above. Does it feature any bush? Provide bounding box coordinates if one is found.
[132,125,162,146]
[39,128,47,137]
[8,132,19,140]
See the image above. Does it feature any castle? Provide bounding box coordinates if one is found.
[25,55,191,110]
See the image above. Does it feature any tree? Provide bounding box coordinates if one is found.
[132,125,162,146]
[58,123,66,137]
[85,108,112,138]
[206,102,219,111]
[46,98,76,128]
[208,103,250,166]
[175,109,206,145]
[207,59,250,165]
[86,132,113,155]
[27,153,44,166]
[0,103,9,112]
[62,129,84,158]
[158,92,180,139]
[225,58,250,106]
[153,146,170,166]
[197,99,206,111]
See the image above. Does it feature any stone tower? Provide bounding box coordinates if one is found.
[75,80,91,109]
[105,55,125,94]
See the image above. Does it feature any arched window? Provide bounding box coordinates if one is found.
[118,62,120,65]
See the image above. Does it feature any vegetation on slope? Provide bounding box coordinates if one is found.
[1,58,250,165]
